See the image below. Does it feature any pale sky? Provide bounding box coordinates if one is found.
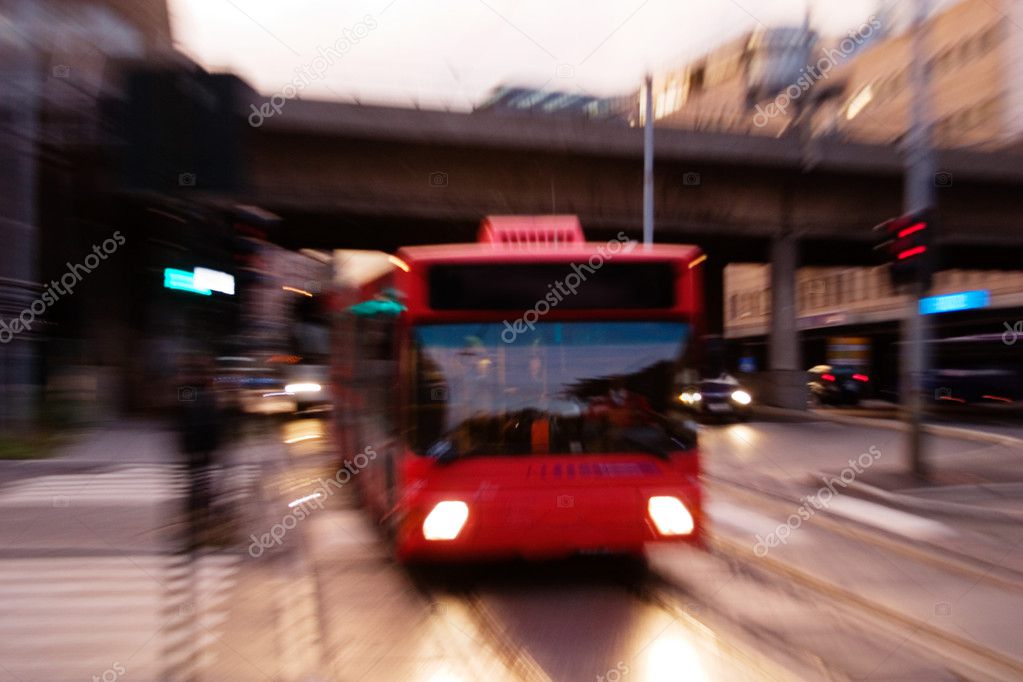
[169,0,882,110]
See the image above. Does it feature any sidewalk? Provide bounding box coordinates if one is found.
[695,430,1023,678]
[778,407,1023,575]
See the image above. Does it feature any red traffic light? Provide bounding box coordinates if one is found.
[897,222,926,238]
[873,210,934,288]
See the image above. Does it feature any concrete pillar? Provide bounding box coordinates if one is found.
[767,230,805,408]
[702,254,725,338]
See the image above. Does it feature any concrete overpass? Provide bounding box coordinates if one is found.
[242,97,1023,259]
[236,96,1023,406]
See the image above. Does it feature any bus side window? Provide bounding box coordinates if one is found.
[355,313,399,442]
[408,336,445,453]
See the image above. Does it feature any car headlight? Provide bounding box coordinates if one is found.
[731,389,751,405]
[422,501,469,541]
[285,382,322,394]
[647,496,695,536]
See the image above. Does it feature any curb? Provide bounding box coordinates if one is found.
[710,473,1023,587]
[831,476,1023,523]
[754,405,1023,521]
[756,405,1023,449]
[707,531,1023,681]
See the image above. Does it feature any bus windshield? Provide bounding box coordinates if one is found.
[411,321,695,459]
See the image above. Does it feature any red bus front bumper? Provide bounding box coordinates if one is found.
[392,462,702,562]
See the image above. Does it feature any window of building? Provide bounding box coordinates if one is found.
[979,23,1004,51]
[690,64,705,93]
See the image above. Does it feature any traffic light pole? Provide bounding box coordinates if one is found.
[903,281,927,476]
[902,0,935,478]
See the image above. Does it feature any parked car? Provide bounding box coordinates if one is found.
[807,365,869,406]
[678,373,753,421]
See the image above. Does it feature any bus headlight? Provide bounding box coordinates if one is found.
[285,382,321,394]
[647,496,694,536]
[731,389,752,405]
[422,501,469,541]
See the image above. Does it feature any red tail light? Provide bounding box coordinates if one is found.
[821,373,835,382]
[853,374,869,382]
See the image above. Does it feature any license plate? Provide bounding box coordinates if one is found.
[843,381,856,390]
[707,403,729,412]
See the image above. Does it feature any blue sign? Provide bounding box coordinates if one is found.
[919,290,989,315]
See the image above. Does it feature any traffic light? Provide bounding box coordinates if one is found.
[874,210,934,289]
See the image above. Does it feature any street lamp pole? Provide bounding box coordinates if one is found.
[643,73,654,246]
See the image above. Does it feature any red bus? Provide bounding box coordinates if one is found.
[331,216,705,562]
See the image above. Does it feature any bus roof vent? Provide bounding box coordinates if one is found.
[478,215,585,247]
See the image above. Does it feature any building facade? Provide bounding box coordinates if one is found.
[725,263,1023,339]
[476,86,638,124]
[646,25,823,136]
[817,0,1023,149]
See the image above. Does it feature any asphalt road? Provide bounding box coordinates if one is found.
[4,413,1022,681]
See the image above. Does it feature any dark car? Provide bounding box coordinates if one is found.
[807,365,869,406]
[678,374,752,421]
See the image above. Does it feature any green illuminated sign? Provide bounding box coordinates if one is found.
[347,299,406,317]
[163,268,212,295]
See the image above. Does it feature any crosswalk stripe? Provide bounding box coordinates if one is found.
[0,552,243,681]
[0,463,255,679]
[0,465,260,506]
